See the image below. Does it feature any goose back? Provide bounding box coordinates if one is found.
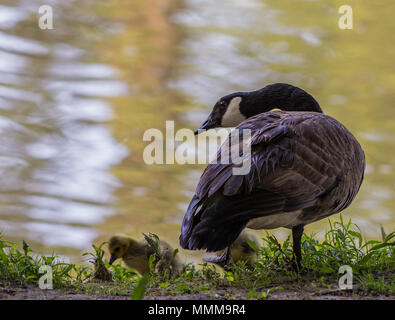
[180,110,365,252]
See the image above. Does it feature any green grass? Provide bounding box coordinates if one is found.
[0,238,74,289]
[223,216,395,296]
[0,216,394,299]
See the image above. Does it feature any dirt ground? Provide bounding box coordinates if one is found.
[0,280,393,300]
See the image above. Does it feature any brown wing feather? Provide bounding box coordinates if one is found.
[197,111,363,210]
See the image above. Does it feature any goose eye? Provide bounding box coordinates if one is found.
[219,100,227,107]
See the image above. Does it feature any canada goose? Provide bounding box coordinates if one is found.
[109,234,182,276]
[179,83,365,270]
[204,230,260,267]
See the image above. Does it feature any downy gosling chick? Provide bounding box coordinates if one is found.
[108,234,182,277]
[204,231,260,267]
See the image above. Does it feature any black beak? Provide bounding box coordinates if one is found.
[194,119,218,135]
[109,255,118,265]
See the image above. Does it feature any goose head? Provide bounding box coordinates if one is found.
[194,83,323,134]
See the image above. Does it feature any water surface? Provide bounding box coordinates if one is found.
[0,0,394,262]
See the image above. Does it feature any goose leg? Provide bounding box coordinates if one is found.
[292,224,304,271]
[203,247,231,269]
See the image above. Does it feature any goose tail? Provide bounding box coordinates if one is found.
[179,193,249,252]
[179,195,201,249]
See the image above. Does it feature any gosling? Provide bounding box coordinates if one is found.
[204,231,260,267]
[108,234,182,277]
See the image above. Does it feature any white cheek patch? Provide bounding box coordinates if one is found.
[221,97,246,127]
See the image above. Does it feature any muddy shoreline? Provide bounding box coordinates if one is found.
[1,280,393,300]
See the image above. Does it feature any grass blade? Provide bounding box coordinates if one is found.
[131,273,150,300]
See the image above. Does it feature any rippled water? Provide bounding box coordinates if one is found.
[0,0,394,262]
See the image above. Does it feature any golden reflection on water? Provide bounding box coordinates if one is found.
[0,0,394,263]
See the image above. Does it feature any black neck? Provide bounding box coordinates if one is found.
[240,83,323,118]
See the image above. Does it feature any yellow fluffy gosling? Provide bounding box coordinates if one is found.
[108,234,182,276]
[204,230,260,267]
